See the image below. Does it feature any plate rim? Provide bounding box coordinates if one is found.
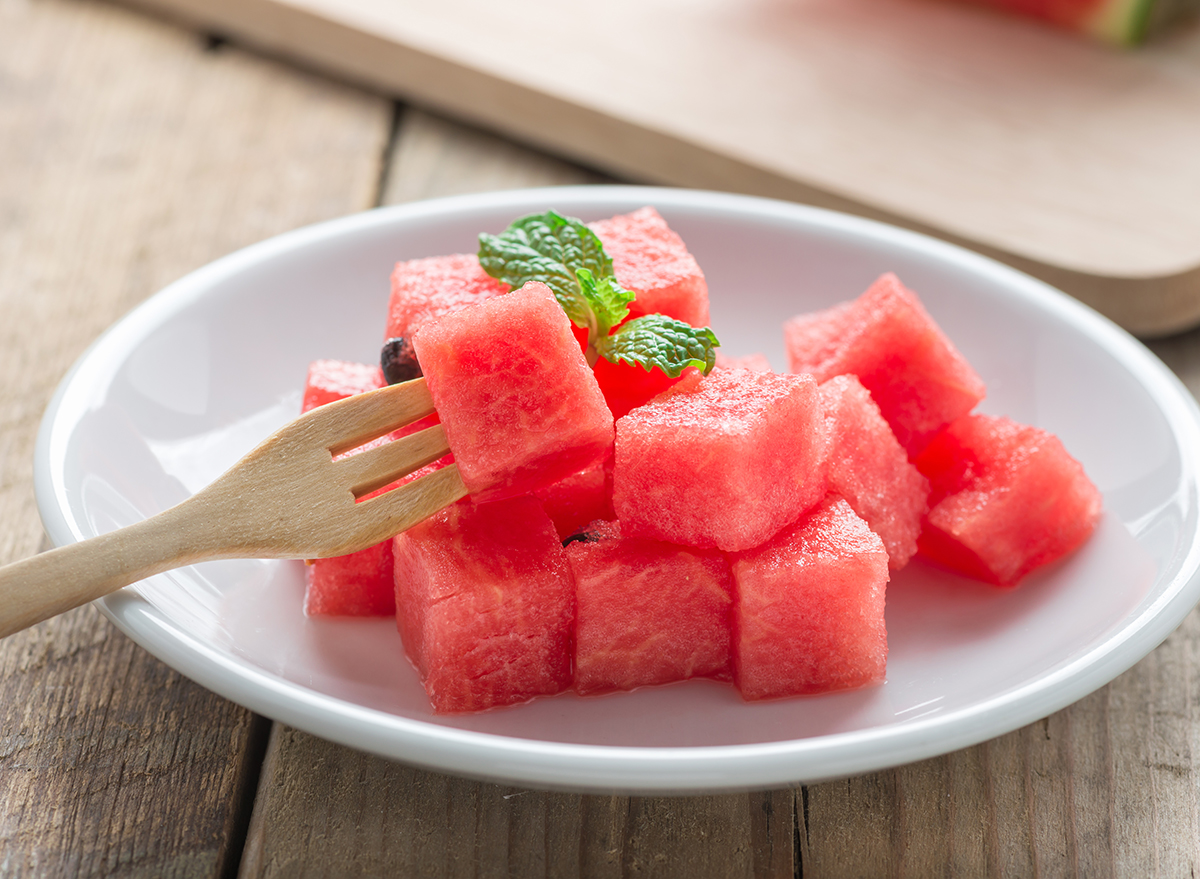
[34,184,1200,793]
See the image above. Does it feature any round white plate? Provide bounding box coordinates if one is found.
[35,186,1200,793]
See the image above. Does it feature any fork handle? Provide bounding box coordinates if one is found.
[0,502,207,639]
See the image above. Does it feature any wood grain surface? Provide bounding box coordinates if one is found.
[3,0,1200,877]
[117,0,1200,336]
[0,0,387,874]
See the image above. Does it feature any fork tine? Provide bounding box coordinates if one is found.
[294,378,436,454]
[336,423,452,499]
[323,463,468,554]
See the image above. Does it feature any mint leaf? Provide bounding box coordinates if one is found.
[596,314,719,378]
[478,211,612,328]
[575,267,634,338]
[479,209,720,377]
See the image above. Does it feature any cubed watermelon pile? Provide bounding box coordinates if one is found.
[299,207,1103,714]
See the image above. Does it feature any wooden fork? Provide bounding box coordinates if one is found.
[0,377,467,639]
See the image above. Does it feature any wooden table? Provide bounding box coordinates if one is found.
[2,1,1199,875]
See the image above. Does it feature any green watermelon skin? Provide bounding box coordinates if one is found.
[414,281,614,503]
[613,368,827,553]
[785,273,985,458]
[385,253,507,342]
[566,520,733,695]
[913,414,1103,586]
[820,375,929,570]
[393,496,574,714]
[730,495,890,700]
[975,0,1156,44]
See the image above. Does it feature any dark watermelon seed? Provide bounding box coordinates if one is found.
[381,337,422,384]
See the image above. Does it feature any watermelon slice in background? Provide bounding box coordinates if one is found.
[612,367,827,552]
[968,0,1163,44]
[392,495,575,714]
[566,520,733,695]
[913,413,1104,586]
[413,281,615,503]
[820,374,930,571]
[730,495,889,700]
[785,272,986,458]
[385,252,507,342]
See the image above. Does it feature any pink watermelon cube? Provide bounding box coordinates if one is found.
[715,352,773,373]
[730,495,889,699]
[913,414,1103,586]
[385,253,507,342]
[393,496,575,713]
[301,360,393,617]
[565,520,733,694]
[301,359,384,412]
[534,459,615,541]
[613,368,827,552]
[590,206,710,329]
[785,273,986,456]
[591,356,699,421]
[820,375,929,570]
[413,281,615,503]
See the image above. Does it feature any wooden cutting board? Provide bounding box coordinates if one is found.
[125,0,1200,336]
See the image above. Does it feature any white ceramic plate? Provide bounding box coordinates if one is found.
[35,187,1200,793]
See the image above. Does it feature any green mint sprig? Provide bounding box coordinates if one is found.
[478,210,718,376]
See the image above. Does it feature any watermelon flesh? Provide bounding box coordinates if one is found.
[413,281,614,503]
[820,374,929,570]
[785,273,986,457]
[301,359,384,412]
[300,360,394,617]
[913,414,1103,586]
[534,459,615,541]
[586,207,713,418]
[392,495,574,713]
[385,252,507,342]
[730,495,889,700]
[566,520,733,694]
[715,352,772,373]
[590,206,710,329]
[613,368,827,552]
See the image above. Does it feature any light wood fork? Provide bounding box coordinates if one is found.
[0,377,466,639]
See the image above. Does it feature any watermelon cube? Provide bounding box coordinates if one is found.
[534,459,615,541]
[300,360,393,617]
[592,356,699,421]
[565,520,733,694]
[612,368,827,552]
[385,253,507,342]
[590,206,710,329]
[820,375,929,570]
[393,496,574,713]
[301,359,384,413]
[785,273,986,456]
[730,495,890,699]
[913,414,1103,586]
[715,352,772,373]
[413,281,614,502]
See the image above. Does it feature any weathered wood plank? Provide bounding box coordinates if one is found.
[0,0,391,874]
[241,726,796,879]
[799,575,1200,877]
[237,108,795,879]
